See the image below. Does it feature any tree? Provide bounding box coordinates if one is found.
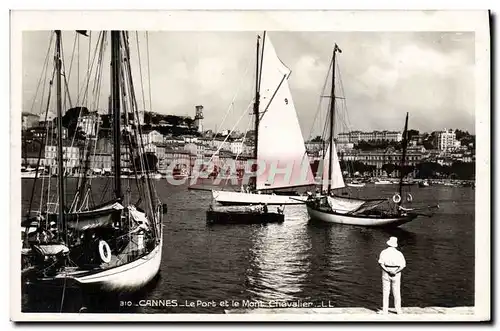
[455,129,470,141]
[62,106,89,138]
[354,139,401,151]
[416,161,446,179]
[398,165,415,178]
[351,161,368,174]
[422,131,437,150]
[450,161,475,180]
[382,163,396,177]
[143,111,153,125]
[407,129,419,141]
[460,135,475,147]
[165,115,182,127]
[423,140,435,150]
[184,117,195,129]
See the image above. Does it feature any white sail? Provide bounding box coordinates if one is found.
[256,35,315,191]
[320,141,345,192]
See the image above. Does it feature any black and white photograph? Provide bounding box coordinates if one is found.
[9,10,490,322]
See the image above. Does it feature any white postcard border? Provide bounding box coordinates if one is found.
[9,9,490,322]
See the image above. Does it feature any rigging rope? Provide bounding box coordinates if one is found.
[207,101,253,166]
[28,32,54,116]
[135,31,147,113]
[27,34,58,215]
[306,57,333,142]
[60,33,74,110]
[146,32,153,112]
[121,32,147,203]
[63,33,78,111]
[222,113,253,186]
[31,66,56,216]
[210,53,252,141]
[81,32,107,207]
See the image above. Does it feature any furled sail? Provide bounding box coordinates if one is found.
[256,35,315,191]
[63,201,124,231]
[326,196,365,214]
[320,142,345,192]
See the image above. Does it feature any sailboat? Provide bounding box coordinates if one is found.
[21,30,164,292]
[346,179,366,188]
[305,44,438,227]
[212,32,315,206]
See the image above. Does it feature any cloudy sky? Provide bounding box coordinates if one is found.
[22,30,475,137]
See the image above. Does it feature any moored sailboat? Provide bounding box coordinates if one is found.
[212,32,315,206]
[305,44,438,227]
[21,30,164,294]
[346,180,366,188]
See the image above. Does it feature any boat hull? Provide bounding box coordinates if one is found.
[206,210,284,225]
[71,237,163,292]
[347,183,365,188]
[212,190,307,205]
[306,205,417,227]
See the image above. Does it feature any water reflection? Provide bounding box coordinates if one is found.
[246,206,311,301]
[301,220,419,310]
[21,179,475,312]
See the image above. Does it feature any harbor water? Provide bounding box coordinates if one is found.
[21,178,475,313]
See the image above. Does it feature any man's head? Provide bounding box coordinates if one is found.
[386,236,398,248]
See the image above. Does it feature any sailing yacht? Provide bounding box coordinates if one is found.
[21,30,164,292]
[212,32,315,206]
[305,44,438,227]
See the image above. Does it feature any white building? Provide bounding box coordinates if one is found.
[336,142,355,151]
[184,142,206,156]
[230,140,244,155]
[164,136,185,145]
[44,144,80,173]
[140,130,163,145]
[337,130,402,143]
[77,113,99,137]
[242,143,254,156]
[143,143,157,154]
[183,135,199,144]
[437,129,457,151]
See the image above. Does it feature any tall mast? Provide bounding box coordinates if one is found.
[327,44,341,193]
[398,112,409,201]
[55,30,65,237]
[252,33,262,190]
[111,31,122,200]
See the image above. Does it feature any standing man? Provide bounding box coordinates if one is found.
[378,236,406,314]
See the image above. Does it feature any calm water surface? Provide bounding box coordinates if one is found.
[21,178,474,313]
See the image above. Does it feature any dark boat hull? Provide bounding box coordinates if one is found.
[306,204,418,228]
[206,210,284,225]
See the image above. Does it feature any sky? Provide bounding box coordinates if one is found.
[22,30,475,138]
